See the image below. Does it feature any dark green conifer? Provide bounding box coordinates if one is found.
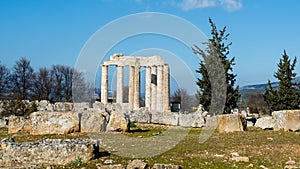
[194,18,240,114]
[264,50,299,111]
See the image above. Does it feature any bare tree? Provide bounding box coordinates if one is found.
[50,65,64,102]
[11,57,34,100]
[0,63,10,99]
[247,91,270,115]
[171,88,198,112]
[32,67,53,101]
[72,70,89,102]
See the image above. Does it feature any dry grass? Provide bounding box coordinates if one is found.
[1,125,300,169]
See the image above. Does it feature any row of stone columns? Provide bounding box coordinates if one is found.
[101,64,170,112]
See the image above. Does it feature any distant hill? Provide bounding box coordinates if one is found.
[238,76,300,105]
[239,76,300,92]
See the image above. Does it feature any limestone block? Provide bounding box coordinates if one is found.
[255,116,274,130]
[206,114,246,133]
[129,108,151,123]
[96,164,125,169]
[178,111,205,128]
[30,111,79,135]
[80,112,108,133]
[273,110,300,131]
[152,163,181,169]
[74,102,90,111]
[151,111,178,126]
[127,159,148,169]
[36,100,53,111]
[0,118,8,128]
[53,102,74,111]
[93,101,105,110]
[8,115,31,134]
[106,111,130,132]
[0,138,99,167]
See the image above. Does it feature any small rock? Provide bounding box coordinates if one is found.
[152,163,181,169]
[96,164,125,169]
[104,159,114,164]
[231,152,240,157]
[214,154,225,158]
[127,159,148,169]
[284,165,300,169]
[230,156,250,162]
[248,163,254,168]
[152,132,162,136]
[267,137,273,141]
[259,165,268,169]
[46,167,52,169]
[286,159,296,165]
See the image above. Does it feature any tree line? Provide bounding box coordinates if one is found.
[0,57,92,117]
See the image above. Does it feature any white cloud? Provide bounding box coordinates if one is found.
[178,0,243,12]
[220,0,243,11]
[179,0,217,11]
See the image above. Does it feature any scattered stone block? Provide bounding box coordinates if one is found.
[80,112,108,133]
[152,163,181,169]
[106,111,129,132]
[53,102,74,111]
[178,111,205,128]
[8,115,31,134]
[30,111,79,135]
[74,102,90,111]
[206,114,246,133]
[273,110,300,131]
[127,159,147,169]
[96,164,125,169]
[230,156,250,162]
[129,108,151,123]
[36,100,53,111]
[255,116,274,130]
[151,111,178,126]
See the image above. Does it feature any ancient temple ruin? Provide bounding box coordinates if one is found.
[100,54,170,112]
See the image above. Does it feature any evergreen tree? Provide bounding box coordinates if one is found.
[264,50,299,111]
[194,18,240,114]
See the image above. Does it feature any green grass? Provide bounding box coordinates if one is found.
[1,125,299,169]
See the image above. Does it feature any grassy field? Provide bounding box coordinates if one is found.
[1,124,300,169]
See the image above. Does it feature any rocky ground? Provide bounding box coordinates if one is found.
[0,124,300,169]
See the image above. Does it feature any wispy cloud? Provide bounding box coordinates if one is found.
[178,0,243,12]
[179,0,217,11]
[220,0,243,11]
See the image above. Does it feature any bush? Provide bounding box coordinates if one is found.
[0,100,37,117]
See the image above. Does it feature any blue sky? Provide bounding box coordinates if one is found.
[1,0,300,93]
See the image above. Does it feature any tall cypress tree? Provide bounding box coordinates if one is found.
[264,50,299,111]
[194,18,240,114]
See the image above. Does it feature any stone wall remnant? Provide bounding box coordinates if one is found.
[0,138,99,167]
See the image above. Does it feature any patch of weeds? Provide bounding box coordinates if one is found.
[129,121,136,128]
[71,156,84,167]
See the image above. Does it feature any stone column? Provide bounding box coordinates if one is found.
[116,66,123,104]
[151,66,157,111]
[129,66,135,110]
[133,65,140,110]
[156,65,163,112]
[145,66,151,109]
[163,64,170,111]
[101,65,108,104]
